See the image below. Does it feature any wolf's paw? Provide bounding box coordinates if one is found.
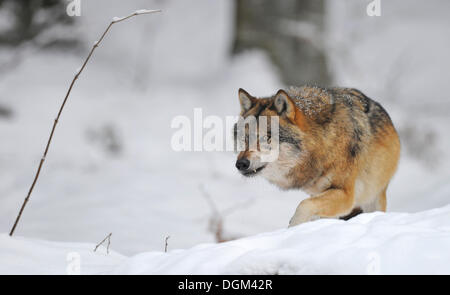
[288,215,309,227]
[288,217,300,228]
[289,215,320,227]
[288,200,317,227]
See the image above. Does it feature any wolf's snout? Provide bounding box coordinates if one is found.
[236,158,250,171]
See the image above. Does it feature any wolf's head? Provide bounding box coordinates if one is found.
[234,88,311,189]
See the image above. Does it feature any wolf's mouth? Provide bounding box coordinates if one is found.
[241,165,266,177]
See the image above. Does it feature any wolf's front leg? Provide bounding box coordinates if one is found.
[289,188,354,227]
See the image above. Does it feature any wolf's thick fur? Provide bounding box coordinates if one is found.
[235,86,400,227]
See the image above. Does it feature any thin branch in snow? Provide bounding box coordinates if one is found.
[8,9,161,236]
[164,235,170,253]
[94,233,112,254]
[199,184,251,243]
[199,184,224,242]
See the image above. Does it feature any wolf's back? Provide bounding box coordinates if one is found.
[287,85,399,162]
[288,86,396,135]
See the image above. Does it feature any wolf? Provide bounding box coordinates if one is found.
[234,86,400,227]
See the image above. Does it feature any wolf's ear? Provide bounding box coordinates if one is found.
[238,88,256,114]
[274,90,296,122]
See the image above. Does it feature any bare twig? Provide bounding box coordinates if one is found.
[199,184,225,242]
[94,233,112,254]
[9,9,161,236]
[199,184,253,243]
[199,184,219,215]
[164,235,170,253]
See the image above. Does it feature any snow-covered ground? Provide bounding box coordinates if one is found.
[0,0,449,274]
[2,204,450,275]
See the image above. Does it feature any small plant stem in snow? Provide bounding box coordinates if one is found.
[94,233,112,254]
[164,236,170,253]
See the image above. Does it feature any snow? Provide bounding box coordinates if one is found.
[0,0,289,255]
[0,233,125,275]
[0,0,449,274]
[2,204,450,275]
[112,16,124,22]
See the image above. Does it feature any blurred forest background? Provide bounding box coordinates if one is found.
[0,0,449,254]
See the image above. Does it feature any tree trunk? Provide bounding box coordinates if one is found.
[233,0,331,86]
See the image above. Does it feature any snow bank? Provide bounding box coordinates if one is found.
[2,205,450,275]
[0,234,124,275]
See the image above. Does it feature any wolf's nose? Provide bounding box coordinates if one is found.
[236,158,250,171]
